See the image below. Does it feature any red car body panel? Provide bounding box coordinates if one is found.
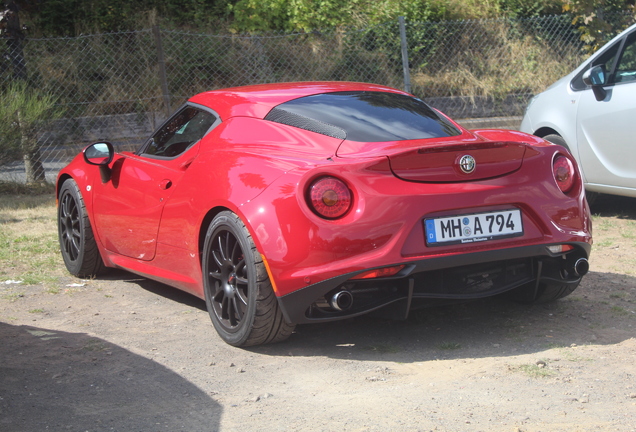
[57,82,592,325]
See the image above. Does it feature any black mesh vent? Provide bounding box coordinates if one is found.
[265,107,347,140]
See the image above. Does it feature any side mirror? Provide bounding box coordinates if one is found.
[83,142,114,165]
[582,65,607,101]
[83,142,114,183]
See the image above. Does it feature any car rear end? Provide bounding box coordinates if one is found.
[237,88,592,324]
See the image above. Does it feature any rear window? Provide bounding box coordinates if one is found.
[265,91,461,142]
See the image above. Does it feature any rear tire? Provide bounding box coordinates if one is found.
[532,281,580,303]
[58,179,106,278]
[507,280,580,304]
[202,211,295,347]
[543,134,569,151]
[585,191,599,206]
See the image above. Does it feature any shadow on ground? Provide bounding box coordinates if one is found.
[88,267,635,364]
[100,269,207,311]
[589,194,636,219]
[0,322,221,432]
[250,270,636,362]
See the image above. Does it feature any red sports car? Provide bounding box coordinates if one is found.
[57,82,592,346]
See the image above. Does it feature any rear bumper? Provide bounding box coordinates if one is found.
[277,242,591,324]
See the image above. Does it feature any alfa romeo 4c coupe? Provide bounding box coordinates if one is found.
[57,82,592,346]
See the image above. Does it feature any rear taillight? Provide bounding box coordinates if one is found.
[553,155,575,193]
[307,176,352,219]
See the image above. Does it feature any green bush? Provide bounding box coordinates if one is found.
[0,83,63,182]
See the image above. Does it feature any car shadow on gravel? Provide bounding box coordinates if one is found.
[0,322,221,432]
[589,194,636,218]
[250,270,636,363]
[99,269,207,311]
[87,264,634,366]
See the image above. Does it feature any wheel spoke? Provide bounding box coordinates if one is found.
[220,296,230,320]
[63,236,74,260]
[70,231,81,256]
[235,259,246,274]
[212,284,224,302]
[61,195,71,217]
[216,235,226,262]
[235,287,248,306]
[232,297,244,321]
[230,239,240,263]
[211,250,223,269]
[224,231,233,262]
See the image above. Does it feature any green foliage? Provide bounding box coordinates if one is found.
[229,0,565,32]
[18,0,569,35]
[229,0,445,32]
[229,0,291,32]
[499,0,563,18]
[563,0,636,51]
[0,83,62,167]
[23,0,237,36]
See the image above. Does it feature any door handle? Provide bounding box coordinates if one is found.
[159,179,172,190]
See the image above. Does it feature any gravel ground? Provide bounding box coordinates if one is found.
[1,194,636,432]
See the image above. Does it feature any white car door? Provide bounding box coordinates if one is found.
[576,30,636,194]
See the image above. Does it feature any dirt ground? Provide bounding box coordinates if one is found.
[1,195,636,432]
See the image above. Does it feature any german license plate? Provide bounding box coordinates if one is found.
[425,209,523,246]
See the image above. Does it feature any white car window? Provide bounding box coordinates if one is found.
[615,32,636,83]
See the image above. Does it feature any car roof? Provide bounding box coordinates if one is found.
[188,81,408,120]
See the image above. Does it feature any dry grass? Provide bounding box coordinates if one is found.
[411,22,584,98]
[0,195,62,285]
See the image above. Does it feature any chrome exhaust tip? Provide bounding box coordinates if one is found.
[330,290,353,311]
[574,257,589,277]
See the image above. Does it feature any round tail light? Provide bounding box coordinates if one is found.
[307,176,352,219]
[553,155,575,193]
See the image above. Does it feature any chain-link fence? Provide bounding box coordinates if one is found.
[0,14,630,184]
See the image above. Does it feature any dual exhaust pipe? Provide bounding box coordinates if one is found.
[327,257,589,312]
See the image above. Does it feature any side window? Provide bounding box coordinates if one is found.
[614,32,636,83]
[143,106,217,157]
[593,43,620,72]
[571,41,621,90]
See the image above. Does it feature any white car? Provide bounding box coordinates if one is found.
[521,23,636,200]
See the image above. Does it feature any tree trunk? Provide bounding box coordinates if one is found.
[17,110,46,184]
[22,149,46,184]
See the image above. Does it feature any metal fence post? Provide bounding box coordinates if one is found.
[153,25,172,116]
[398,16,411,94]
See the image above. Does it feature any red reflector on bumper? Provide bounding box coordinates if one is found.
[351,265,405,280]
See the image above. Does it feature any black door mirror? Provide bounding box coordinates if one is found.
[582,65,608,101]
[83,142,114,183]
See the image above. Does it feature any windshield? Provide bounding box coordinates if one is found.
[265,91,461,142]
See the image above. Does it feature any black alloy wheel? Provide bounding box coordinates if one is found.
[208,228,249,331]
[202,211,294,347]
[57,179,105,277]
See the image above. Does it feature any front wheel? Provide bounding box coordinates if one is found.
[202,211,295,347]
[58,178,106,277]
